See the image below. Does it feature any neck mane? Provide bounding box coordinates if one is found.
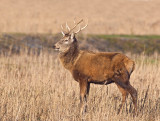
[59,40,80,70]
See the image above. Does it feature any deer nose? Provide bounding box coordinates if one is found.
[53,44,60,50]
[52,45,56,49]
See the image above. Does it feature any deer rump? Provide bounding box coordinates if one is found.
[72,51,135,85]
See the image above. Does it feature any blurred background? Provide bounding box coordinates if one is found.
[0,0,160,55]
[0,0,160,34]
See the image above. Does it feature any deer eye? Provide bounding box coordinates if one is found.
[63,39,69,44]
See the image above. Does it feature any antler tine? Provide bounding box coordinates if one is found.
[61,31,65,36]
[81,19,88,30]
[74,25,81,34]
[69,19,84,33]
[74,19,88,34]
[61,24,65,36]
[66,22,70,31]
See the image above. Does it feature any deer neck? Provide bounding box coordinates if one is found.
[59,41,80,70]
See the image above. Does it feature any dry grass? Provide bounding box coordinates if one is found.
[0,51,159,121]
[0,0,160,34]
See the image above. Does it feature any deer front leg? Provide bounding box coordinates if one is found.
[79,80,90,116]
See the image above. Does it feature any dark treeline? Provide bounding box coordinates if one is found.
[0,33,160,56]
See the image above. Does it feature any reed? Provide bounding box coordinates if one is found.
[0,51,159,120]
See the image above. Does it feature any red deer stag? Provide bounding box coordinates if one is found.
[53,19,137,115]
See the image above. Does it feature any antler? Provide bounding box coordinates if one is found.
[74,19,88,34]
[61,25,65,36]
[69,19,84,33]
[66,22,70,31]
[61,19,88,36]
[61,21,72,36]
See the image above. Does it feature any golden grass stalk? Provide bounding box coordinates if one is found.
[0,51,159,120]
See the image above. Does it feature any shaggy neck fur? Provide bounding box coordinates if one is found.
[59,39,80,70]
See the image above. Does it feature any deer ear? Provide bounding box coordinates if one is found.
[70,33,75,41]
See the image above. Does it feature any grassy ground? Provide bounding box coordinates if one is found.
[0,50,159,121]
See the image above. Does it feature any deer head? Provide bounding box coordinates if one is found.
[53,19,88,53]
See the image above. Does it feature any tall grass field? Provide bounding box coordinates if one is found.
[0,50,159,121]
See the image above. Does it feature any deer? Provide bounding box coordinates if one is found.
[53,19,137,115]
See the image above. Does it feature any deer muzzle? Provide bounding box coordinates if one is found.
[52,45,60,50]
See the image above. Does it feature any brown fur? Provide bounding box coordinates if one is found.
[54,34,137,115]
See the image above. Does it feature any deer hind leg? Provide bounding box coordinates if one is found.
[126,83,137,112]
[115,81,137,113]
[79,80,90,116]
[114,74,137,113]
[116,84,129,114]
